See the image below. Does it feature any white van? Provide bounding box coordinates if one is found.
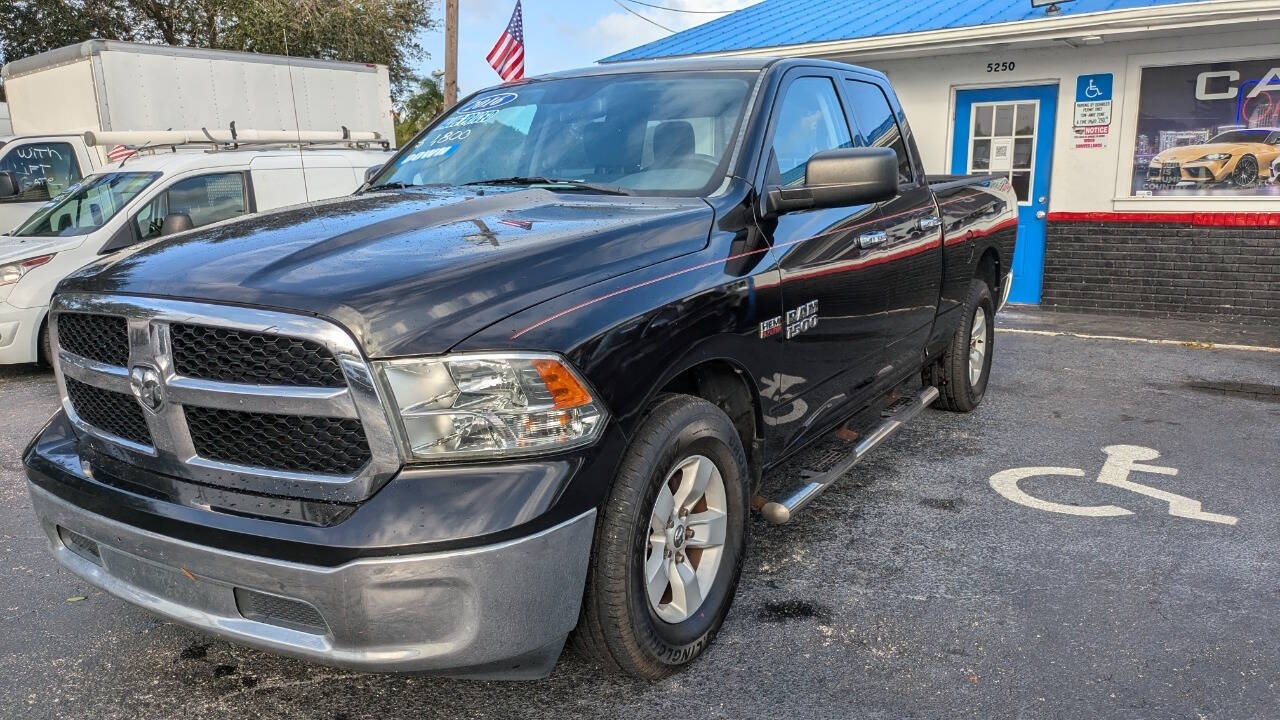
[0,147,390,364]
[0,40,396,231]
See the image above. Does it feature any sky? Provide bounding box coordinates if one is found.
[416,0,758,97]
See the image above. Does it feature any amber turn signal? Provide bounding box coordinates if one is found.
[532,358,593,409]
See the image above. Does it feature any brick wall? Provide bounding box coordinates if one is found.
[1041,215,1280,324]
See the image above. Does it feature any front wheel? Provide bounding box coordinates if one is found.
[1232,155,1260,187]
[574,394,749,678]
[925,278,994,412]
[37,322,52,367]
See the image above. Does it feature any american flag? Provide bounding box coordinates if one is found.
[107,144,137,163]
[486,0,525,82]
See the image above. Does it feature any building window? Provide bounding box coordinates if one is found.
[967,101,1037,203]
[1132,58,1280,197]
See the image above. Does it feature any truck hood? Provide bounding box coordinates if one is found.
[59,187,714,357]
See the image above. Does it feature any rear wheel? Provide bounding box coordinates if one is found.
[574,394,748,678]
[925,279,994,412]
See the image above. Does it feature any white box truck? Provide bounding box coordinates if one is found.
[0,40,395,230]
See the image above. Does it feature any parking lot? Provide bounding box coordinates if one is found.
[1,311,1277,720]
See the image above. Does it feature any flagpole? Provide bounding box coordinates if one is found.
[444,0,459,108]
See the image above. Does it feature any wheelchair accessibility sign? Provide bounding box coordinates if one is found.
[990,445,1238,526]
[1074,73,1113,128]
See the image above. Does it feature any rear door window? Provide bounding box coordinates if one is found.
[0,141,83,202]
[135,172,247,240]
[843,80,915,184]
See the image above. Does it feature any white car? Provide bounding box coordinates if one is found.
[0,147,390,364]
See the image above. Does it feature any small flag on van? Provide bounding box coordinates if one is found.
[107,144,138,162]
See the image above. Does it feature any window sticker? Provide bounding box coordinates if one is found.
[457,92,519,115]
[404,145,457,163]
[430,129,471,146]
[439,110,501,130]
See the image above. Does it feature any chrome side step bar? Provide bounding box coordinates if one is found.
[760,386,940,525]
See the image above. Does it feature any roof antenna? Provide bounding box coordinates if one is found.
[283,26,311,202]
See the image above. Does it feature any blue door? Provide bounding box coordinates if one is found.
[951,85,1057,303]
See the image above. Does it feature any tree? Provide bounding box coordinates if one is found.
[0,0,138,64]
[0,0,436,100]
[395,70,445,146]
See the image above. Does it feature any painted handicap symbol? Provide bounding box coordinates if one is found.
[989,445,1238,526]
[1084,79,1103,99]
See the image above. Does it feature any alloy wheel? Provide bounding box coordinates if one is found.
[644,454,728,624]
[1234,157,1259,187]
[968,306,988,387]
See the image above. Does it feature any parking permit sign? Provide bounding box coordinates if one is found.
[1074,73,1113,148]
[1074,73,1113,127]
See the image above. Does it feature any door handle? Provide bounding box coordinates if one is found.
[857,230,888,249]
[917,215,941,232]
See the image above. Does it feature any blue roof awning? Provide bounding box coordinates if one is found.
[603,0,1216,63]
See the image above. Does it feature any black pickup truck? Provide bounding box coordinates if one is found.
[24,57,1016,680]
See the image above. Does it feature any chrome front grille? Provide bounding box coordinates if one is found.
[170,323,347,387]
[63,377,154,447]
[55,313,130,366]
[50,294,401,502]
[185,406,371,475]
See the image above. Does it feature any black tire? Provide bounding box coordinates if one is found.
[1233,155,1259,188]
[36,321,52,367]
[573,393,749,679]
[925,279,994,412]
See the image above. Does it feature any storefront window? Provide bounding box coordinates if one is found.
[1132,59,1280,197]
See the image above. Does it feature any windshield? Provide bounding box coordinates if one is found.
[13,172,159,237]
[1208,129,1275,144]
[372,71,755,196]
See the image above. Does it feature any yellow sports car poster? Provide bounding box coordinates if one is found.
[1133,58,1280,197]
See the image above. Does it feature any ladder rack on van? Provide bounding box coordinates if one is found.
[84,124,392,153]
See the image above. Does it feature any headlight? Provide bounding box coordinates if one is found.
[0,254,54,287]
[376,352,606,461]
[1195,153,1231,163]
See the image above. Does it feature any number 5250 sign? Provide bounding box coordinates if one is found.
[987,61,1016,73]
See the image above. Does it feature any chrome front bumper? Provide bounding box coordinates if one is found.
[28,483,595,678]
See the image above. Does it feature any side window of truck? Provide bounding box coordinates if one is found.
[0,141,83,202]
[843,80,915,185]
[135,173,248,240]
[767,76,854,187]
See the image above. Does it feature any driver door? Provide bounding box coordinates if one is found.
[758,70,886,455]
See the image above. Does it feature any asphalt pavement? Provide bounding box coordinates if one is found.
[0,311,1277,719]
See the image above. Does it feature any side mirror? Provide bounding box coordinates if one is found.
[364,163,385,184]
[0,172,18,199]
[766,147,899,216]
[160,212,194,236]
[100,222,139,254]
